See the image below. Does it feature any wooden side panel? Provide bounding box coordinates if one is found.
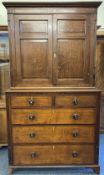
[96,37,104,132]
[0,63,10,95]
[0,109,7,144]
[96,38,104,91]
[100,95,104,132]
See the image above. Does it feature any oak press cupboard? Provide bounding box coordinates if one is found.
[3,1,101,175]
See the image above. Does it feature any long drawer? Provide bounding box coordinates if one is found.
[13,145,95,165]
[11,108,96,125]
[12,126,95,143]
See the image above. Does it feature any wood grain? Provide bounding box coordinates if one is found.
[13,144,95,165]
[4,1,101,172]
[0,109,7,144]
[12,125,95,143]
[11,95,52,108]
[3,9,98,87]
[11,108,96,125]
[55,95,97,107]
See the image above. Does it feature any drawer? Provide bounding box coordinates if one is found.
[11,95,52,108]
[12,126,95,144]
[11,108,96,125]
[13,145,95,165]
[55,95,97,107]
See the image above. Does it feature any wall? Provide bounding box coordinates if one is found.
[0,0,7,25]
[0,0,104,30]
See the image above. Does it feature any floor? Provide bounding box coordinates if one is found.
[0,134,104,175]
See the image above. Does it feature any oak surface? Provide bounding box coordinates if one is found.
[4,1,101,174]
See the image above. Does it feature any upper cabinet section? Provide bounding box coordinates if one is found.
[3,1,101,88]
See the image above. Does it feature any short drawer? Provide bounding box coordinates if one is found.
[13,145,95,165]
[11,95,52,108]
[11,108,96,125]
[55,95,97,107]
[12,126,95,144]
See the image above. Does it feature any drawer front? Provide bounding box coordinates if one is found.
[12,126,95,143]
[13,145,95,165]
[55,95,97,107]
[11,95,52,108]
[11,108,96,125]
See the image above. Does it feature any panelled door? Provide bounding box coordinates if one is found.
[14,15,52,87]
[13,14,94,87]
[53,14,92,86]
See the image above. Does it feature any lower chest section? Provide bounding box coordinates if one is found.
[6,91,100,166]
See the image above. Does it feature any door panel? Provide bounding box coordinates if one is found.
[57,39,85,79]
[20,20,48,33]
[53,14,91,86]
[21,40,48,78]
[14,15,52,87]
[58,19,85,33]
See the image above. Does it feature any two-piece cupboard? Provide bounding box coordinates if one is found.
[3,1,101,174]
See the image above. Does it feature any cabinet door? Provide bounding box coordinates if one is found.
[53,14,94,86]
[13,15,52,87]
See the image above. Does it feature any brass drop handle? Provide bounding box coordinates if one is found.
[29,132,36,138]
[72,130,79,137]
[31,152,37,158]
[28,97,35,106]
[73,97,78,105]
[28,114,36,121]
[72,151,79,158]
[72,113,79,120]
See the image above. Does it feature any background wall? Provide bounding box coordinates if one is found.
[0,0,104,30]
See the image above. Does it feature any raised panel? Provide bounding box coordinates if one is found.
[20,20,48,33]
[57,39,85,79]
[21,40,48,78]
[58,19,85,34]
